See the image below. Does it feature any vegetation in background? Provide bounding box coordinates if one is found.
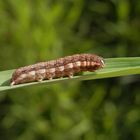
[0,0,140,140]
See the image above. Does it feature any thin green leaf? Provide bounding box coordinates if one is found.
[0,57,140,92]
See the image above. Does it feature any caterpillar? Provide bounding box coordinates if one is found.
[11,53,105,85]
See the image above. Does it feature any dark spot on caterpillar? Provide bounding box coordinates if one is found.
[11,53,105,85]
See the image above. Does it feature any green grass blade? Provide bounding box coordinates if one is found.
[0,57,140,92]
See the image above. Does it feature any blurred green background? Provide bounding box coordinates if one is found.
[0,0,140,140]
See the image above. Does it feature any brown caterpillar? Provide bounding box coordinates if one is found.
[11,53,105,85]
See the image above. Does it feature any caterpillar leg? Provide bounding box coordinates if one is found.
[37,78,43,82]
[11,81,15,86]
[68,73,73,78]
